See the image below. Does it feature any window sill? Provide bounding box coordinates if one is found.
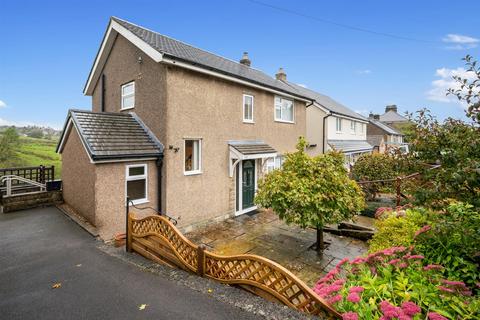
[129,199,149,206]
[184,170,202,176]
[274,119,295,124]
[121,106,135,111]
[243,120,255,124]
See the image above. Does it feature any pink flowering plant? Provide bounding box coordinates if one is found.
[313,247,480,319]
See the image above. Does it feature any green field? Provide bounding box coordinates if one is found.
[1,136,62,178]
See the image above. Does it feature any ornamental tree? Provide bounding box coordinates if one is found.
[255,137,365,254]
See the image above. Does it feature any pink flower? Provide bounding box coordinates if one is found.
[427,312,448,320]
[336,258,350,268]
[423,264,443,271]
[388,259,401,265]
[407,255,424,260]
[441,280,466,287]
[350,257,366,265]
[315,284,343,297]
[414,225,431,237]
[333,279,346,286]
[328,294,342,304]
[342,311,359,320]
[349,286,365,294]
[401,301,421,316]
[347,292,361,303]
[398,262,408,268]
[437,286,455,293]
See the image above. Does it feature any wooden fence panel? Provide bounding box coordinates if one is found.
[128,213,340,319]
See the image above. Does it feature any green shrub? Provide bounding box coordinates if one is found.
[314,247,480,319]
[368,208,427,253]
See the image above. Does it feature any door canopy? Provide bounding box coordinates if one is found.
[228,141,277,177]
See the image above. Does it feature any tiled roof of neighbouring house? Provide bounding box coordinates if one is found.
[380,110,408,122]
[111,17,310,100]
[285,81,368,121]
[369,119,403,135]
[57,110,163,161]
[328,140,373,153]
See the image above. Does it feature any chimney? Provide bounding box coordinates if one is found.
[368,112,374,119]
[239,52,251,67]
[385,104,398,113]
[374,114,380,120]
[275,67,287,81]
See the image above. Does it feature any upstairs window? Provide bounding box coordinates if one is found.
[360,123,364,133]
[351,121,356,133]
[274,96,294,123]
[243,94,254,123]
[121,82,135,110]
[126,164,148,205]
[336,118,342,132]
[184,139,202,175]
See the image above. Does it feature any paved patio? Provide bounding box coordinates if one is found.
[186,210,370,287]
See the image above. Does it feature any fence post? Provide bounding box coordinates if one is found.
[126,197,132,253]
[396,177,401,207]
[51,166,55,181]
[197,244,206,277]
[39,165,45,184]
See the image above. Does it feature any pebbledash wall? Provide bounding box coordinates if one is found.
[87,34,307,235]
[61,128,158,239]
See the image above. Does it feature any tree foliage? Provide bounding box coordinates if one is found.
[255,137,365,252]
[447,55,480,125]
[406,109,480,207]
[0,127,19,163]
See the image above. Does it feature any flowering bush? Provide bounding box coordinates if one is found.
[313,247,480,319]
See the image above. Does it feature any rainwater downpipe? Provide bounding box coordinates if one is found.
[322,114,332,153]
[156,154,164,215]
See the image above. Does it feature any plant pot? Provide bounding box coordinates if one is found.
[114,233,126,247]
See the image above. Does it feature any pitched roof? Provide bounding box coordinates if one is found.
[328,140,373,153]
[369,119,403,135]
[57,110,163,162]
[101,17,309,100]
[229,142,277,155]
[285,82,368,121]
[380,110,408,122]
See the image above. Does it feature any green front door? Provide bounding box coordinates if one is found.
[242,160,255,209]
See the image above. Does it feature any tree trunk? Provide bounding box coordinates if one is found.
[316,225,324,255]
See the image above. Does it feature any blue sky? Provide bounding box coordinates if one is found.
[1,0,479,129]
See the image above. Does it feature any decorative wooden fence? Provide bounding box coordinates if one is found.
[127,213,340,319]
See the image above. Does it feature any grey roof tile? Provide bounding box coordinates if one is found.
[229,142,277,155]
[380,110,408,122]
[59,110,163,161]
[369,119,403,135]
[112,17,310,100]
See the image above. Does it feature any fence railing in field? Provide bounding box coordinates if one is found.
[356,164,441,206]
[126,212,340,319]
[0,165,55,197]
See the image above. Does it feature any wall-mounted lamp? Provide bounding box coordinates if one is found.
[169,145,180,153]
[137,56,143,64]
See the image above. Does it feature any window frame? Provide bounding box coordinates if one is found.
[336,118,343,132]
[184,139,202,175]
[121,81,135,110]
[125,163,148,205]
[350,121,357,134]
[243,94,254,123]
[274,96,295,123]
[265,155,284,173]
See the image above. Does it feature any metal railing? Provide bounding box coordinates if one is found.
[0,175,46,197]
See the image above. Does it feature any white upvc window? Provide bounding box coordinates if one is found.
[126,164,148,205]
[184,139,202,175]
[360,123,364,133]
[274,96,294,123]
[121,81,135,110]
[243,94,254,123]
[351,121,357,133]
[336,118,342,132]
[265,155,284,173]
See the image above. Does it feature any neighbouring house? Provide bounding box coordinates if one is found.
[379,105,410,132]
[367,114,407,153]
[57,17,315,239]
[286,83,373,167]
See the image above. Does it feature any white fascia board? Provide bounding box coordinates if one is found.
[330,113,369,124]
[312,102,331,114]
[161,57,311,103]
[56,118,73,154]
[83,20,163,96]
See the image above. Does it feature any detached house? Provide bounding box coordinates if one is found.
[367,114,406,153]
[57,17,313,239]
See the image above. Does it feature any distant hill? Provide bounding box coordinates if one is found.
[0,125,61,140]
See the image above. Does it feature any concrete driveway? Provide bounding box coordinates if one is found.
[0,207,261,320]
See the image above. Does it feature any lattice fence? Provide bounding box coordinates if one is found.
[128,213,340,319]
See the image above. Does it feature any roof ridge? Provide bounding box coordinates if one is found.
[69,109,132,117]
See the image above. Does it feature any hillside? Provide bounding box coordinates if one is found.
[0,135,61,178]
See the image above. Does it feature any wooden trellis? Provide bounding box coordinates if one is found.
[127,213,340,319]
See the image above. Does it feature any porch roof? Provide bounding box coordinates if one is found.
[327,140,373,154]
[228,141,277,177]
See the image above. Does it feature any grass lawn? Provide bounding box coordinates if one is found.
[1,136,62,179]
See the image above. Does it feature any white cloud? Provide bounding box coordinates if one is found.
[426,67,477,105]
[0,100,6,108]
[356,69,372,75]
[442,34,479,50]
